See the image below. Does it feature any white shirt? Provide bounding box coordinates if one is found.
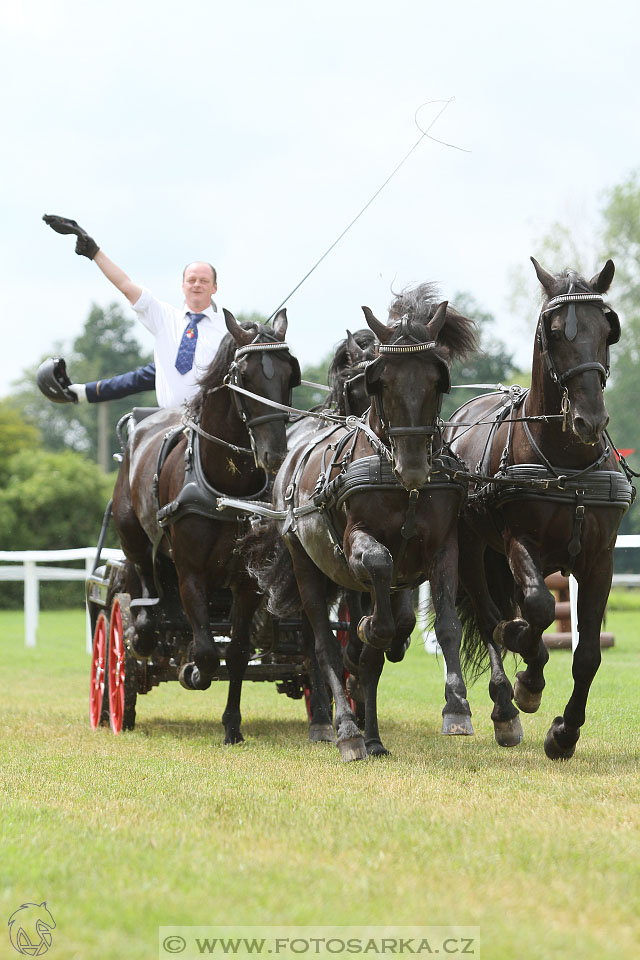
[131,288,227,408]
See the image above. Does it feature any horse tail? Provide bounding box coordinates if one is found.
[458,547,517,682]
[241,520,302,618]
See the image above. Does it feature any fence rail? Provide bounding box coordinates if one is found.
[0,548,123,652]
[2,537,640,652]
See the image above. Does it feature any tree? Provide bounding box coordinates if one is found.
[598,172,640,536]
[0,448,116,608]
[441,293,516,423]
[11,302,154,466]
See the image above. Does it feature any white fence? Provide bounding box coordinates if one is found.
[0,547,123,653]
[1,536,639,653]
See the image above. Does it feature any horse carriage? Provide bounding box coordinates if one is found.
[85,314,377,737]
[80,259,635,762]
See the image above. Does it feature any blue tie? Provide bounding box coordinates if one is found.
[175,312,205,374]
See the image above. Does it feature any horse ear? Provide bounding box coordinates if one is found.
[590,259,615,294]
[531,256,556,295]
[346,329,366,363]
[425,301,448,341]
[223,308,255,346]
[272,308,288,340]
[362,306,393,343]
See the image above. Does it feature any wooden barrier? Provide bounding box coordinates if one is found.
[543,571,614,649]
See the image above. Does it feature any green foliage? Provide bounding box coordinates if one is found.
[0,448,115,608]
[11,302,154,464]
[599,173,640,535]
[441,292,516,422]
[0,400,40,484]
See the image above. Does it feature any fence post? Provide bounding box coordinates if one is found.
[24,560,39,648]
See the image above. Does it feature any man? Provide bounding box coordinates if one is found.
[43,215,227,408]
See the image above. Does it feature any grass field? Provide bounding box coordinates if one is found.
[1,596,639,960]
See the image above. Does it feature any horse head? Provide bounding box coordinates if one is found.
[362,288,476,491]
[531,257,618,445]
[327,328,377,416]
[224,308,300,474]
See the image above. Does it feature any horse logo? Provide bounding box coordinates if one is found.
[7,902,56,956]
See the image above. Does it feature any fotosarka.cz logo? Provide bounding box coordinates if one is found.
[158,926,480,959]
[7,902,56,956]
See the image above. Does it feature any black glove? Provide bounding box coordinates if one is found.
[42,214,100,260]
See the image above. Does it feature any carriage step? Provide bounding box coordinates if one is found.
[130,597,161,608]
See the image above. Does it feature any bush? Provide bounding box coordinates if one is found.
[0,449,116,609]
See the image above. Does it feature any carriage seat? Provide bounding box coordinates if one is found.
[131,406,161,424]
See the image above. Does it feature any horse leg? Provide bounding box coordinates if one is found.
[544,555,612,760]
[220,585,260,745]
[342,590,364,675]
[431,539,473,736]
[497,537,552,714]
[386,589,415,663]
[458,528,522,746]
[345,531,395,650]
[288,540,366,761]
[357,642,388,756]
[303,614,334,743]
[177,571,220,691]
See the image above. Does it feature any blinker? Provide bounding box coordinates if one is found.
[565,302,578,341]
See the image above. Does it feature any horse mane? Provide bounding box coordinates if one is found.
[388,282,478,361]
[540,268,594,303]
[326,329,377,411]
[189,321,277,417]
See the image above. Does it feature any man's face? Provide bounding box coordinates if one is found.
[182,262,217,311]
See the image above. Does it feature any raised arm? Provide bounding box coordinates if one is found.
[92,250,142,305]
[43,214,142,305]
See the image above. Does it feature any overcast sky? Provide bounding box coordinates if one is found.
[1,0,639,397]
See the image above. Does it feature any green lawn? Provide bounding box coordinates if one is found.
[1,598,639,960]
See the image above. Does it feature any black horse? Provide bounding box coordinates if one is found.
[446,258,634,759]
[111,310,301,743]
[249,285,478,760]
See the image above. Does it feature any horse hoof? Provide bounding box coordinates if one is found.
[493,617,527,649]
[441,714,474,736]
[224,730,245,745]
[178,662,212,691]
[514,677,543,713]
[345,674,364,704]
[385,637,410,663]
[493,715,524,747]
[309,723,335,743]
[337,735,367,762]
[544,718,577,760]
[366,740,390,757]
[356,616,388,650]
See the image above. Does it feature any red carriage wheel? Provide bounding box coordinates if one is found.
[108,594,138,734]
[89,611,108,729]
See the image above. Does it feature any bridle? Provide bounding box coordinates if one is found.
[538,291,620,388]
[226,337,301,430]
[184,335,300,462]
[537,289,620,430]
[365,317,451,468]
